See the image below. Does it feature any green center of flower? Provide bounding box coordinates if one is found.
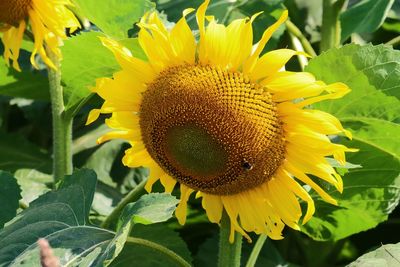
[140,64,286,195]
[166,124,228,177]
[0,0,31,25]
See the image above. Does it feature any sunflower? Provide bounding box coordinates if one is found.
[87,0,355,242]
[0,0,79,71]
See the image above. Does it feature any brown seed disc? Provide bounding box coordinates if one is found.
[140,64,286,195]
[0,0,31,25]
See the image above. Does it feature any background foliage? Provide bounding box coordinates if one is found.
[0,0,400,266]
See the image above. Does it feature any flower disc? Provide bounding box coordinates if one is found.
[0,0,31,24]
[140,64,286,195]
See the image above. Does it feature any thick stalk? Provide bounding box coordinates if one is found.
[47,47,73,183]
[218,211,242,267]
[320,0,345,52]
[101,178,147,229]
[245,235,267,267]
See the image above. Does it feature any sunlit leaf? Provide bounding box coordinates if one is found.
[0,58,49,101]
[347,242,400,266]
[302,44,400,241]
[74,0,154,39]
[14,169,52,204]
[61,32,145,114]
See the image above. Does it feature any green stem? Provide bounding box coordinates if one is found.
[320,0,346,52]
[218,211,242,267]
[101,179,147,229]
[126,236,191,267]
[285,20,317,57]
[288,32,308,70]
[47,47,73,184]
[222,0,249,24]
[245,235,267,267]
[385,35,400,47]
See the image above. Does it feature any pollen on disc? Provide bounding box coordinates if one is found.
[140,64,286,195]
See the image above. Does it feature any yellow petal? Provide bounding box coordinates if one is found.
[201,193,223,223]
[170,8,196,64]
[175,184,194,225]
[85,109,101,125]
[286,162,338,205]
[244,10,288,74]
[279,169,315,224]
[200,19,227,66]
[251,49,309,80]
[100,37,155,82]
[196,0,211,61]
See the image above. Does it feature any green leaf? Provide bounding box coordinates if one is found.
[14,169,52,204]
[347,242,400,266]
[84,140,125,187]
[61,31,119,112]
[112,224,192,267]
[0,59,49,101]
[72,124,111,154]
[302,44,400,241]
[94,193,179,266]
[0,169,109,266]
[119,193,179,226]
[340,0,395,42]
[74,0,154,39]
[0,171,21,228]
[0,172,184,267]
[0,132,51,173]
[61,32,145,113]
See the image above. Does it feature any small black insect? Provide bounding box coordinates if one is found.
[242,160,253,171]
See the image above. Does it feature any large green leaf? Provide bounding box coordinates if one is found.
[0,169,185,266]
[0,169,102,266]
[0,59,49,101]
[0,171,21,228]
[0,133,51,173]
[74,0,154,39]
[302,44,400,241]
[347,242,400,266]
[340,0,395,42]
[61,32,145,113]
[61,32,119,112]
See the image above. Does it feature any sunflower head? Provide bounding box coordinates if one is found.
[140,64,286,195]
[87,0,356,241]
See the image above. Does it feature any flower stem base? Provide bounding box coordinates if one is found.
[218,211,242,267]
